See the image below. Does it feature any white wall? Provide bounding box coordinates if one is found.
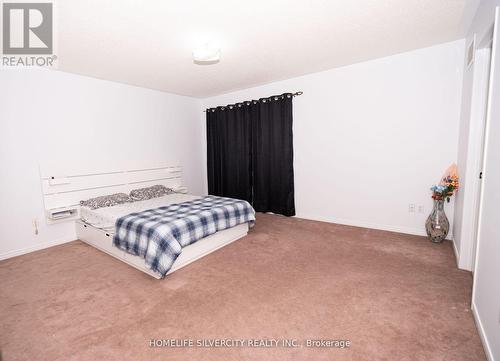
[202,40,465,237]
[0,41,466,268]
[0,69,203,259]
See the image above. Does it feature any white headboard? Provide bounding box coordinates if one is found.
[40,165,184,223]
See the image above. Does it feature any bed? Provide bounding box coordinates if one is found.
[39,164,254,279]
[77,193,252,279]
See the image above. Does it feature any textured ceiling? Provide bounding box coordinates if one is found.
[57,0,479,97]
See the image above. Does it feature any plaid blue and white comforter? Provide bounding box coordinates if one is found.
[113,196,255,277]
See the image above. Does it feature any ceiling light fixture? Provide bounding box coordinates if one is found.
[193,44,221,65]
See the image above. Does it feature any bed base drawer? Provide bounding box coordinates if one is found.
[75,220,249,279]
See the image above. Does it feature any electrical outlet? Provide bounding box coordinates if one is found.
[408,204,416,213]
[418,205,424,213]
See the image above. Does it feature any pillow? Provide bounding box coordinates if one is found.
[129,184,174,201]
[80,193,132,210]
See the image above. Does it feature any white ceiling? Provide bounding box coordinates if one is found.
[57,0,479,98]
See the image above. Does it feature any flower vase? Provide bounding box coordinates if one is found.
[425,199,449,243]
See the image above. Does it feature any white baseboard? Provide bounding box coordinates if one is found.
[0,215,454,260]
[0,238,74,261]
[295,212,453,240]
[471,301,495,361]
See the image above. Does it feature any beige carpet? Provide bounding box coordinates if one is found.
[0,214,485,361]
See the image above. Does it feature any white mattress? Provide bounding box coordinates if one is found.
[80,193,201,233]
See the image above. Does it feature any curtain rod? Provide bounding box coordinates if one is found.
[203,91,303,113]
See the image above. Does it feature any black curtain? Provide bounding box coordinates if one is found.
[206,93,295,216]
[206,102,254,203]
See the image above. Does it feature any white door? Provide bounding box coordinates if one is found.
[472,6,500,359]
[470,47,491,273]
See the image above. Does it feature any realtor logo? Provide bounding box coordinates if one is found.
[2,2,53,54]
[1,1,56,67]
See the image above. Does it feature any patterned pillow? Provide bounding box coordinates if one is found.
[80,193,132,210]
[129,185,174,201]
